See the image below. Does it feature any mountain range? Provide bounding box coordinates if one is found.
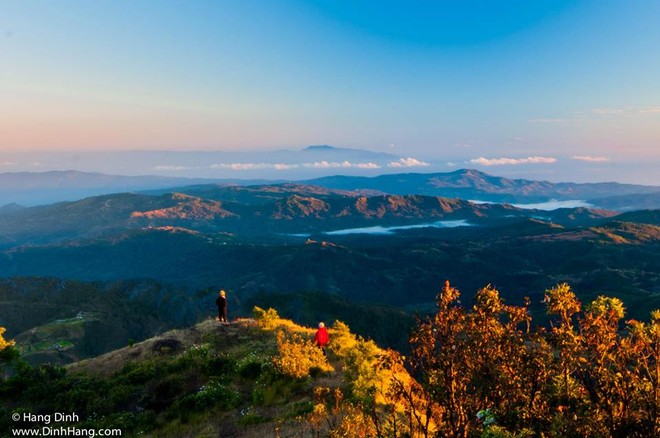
[0,181,657,321]
[307,169,660,206]
[0,170,658,369]
[1,167,658,209]
[0,184,623,247]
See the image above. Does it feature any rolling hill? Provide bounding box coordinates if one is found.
[0,186,620,247]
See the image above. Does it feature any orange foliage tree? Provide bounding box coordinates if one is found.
[401,281,660,437]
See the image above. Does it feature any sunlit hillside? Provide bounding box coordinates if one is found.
[4,282,660,437]
[1,309,421,437]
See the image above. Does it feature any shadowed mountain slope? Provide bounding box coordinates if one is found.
[1,219,657,324]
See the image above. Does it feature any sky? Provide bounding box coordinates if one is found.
[0,1,659,184]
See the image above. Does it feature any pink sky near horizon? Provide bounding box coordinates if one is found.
[0,1,658,185]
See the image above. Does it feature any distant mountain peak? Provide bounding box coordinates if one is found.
[299,145,403,167]
[303,145,336,151]
[301,145,392,156]
[0,202,25,215]
[452,168,488,176]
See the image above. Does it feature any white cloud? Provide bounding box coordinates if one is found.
[470,156,557,166]
[273,163,299,170]
[303,160,381,169]
[354,162,381,169]
[529,118,573,123]
[592,108,624,115]
[639,106,660,114]
[211,162,277,171]
[153,165,199,171]
[387,157,430,168]
[591,106,660,115]
[210,162,301,171]
[571,155,611,163]
[0,161,15,166]
[304,161,351,169]
[532,105,659,124]
[210,161,380,171]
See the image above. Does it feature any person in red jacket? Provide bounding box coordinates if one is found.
[314,322,329,355]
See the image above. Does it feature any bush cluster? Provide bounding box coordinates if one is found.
[272,331,333,379]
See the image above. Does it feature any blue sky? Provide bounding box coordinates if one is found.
[0,1,659,183]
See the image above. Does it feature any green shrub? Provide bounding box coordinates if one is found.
[205,355,237,377]
[238,360,263,379]
[252,372,304,406]
[169,344,211,372]
[170,379,241,416]
[284,400,315,419]
[153,375,185,402]
[120,361,159,384]
[237,407,270,426]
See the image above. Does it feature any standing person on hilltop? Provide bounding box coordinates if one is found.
[314,322,329,355]
[216,290,227,323]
